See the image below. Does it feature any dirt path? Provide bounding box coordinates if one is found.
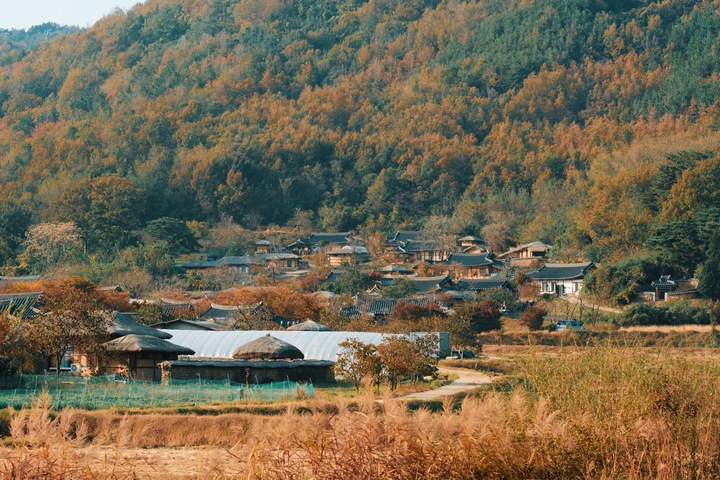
[394,367,493,401]
[558,295,623,314]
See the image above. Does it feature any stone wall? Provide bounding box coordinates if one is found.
[160,359,335,384]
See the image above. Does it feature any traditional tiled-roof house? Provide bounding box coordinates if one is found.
[327,245,369,266]
[288,232,359,254]
[526,262,595,296]
[458,236,487,253]
[0,291,42,319]
[385,231,453,262]
[181,253,300,276]
[378,275,451,295]
[380,265,414,276]
[497,242,551,266]
[340,297,444,320]
[439,253,506,278]
[649,276,698,301]
[215,256,255,274]
[258,253,300,270]
[453,277,511,292]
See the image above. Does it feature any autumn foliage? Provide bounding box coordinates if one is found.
[215,286,321,321]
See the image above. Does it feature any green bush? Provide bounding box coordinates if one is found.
[619,301,710,326]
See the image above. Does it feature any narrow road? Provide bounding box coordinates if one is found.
[394,367,493,401]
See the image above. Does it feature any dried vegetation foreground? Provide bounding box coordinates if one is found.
[4,346,720,479]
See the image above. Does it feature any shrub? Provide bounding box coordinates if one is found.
[451,300,502,333]
[519,304,547,331]
[620,301,710,326]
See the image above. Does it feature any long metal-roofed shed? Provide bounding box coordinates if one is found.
[159,330,451,362]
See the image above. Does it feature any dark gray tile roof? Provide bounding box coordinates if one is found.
[181,259,218,269]
[341,297,443,318]
[292,232,353,247]
[497,241,551,259]
[445,253,503,267]
[380,265,413,274]
[387,230,423,244]
[321,270,344,284]
[526,262,594,280]
[408,275,451,293]
[0,291,42,318]
[651,275,676,288]
[259,253,299,261]
[399,240,439,253]
[454,278,510,291]
[217,256,255,266]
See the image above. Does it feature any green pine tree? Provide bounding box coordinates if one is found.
[698,230,720,301]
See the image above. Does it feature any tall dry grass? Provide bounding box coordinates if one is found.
[243,346,720,479]
[4,346,720,479]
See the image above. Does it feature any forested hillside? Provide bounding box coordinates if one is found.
[1,0,720,279]
[0,23,82,66]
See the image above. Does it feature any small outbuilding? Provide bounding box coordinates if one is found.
[103,334,196,381]
[160,334,334,384]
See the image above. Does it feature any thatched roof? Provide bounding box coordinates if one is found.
[232,334,304,360]
[287,320,332,332]
[110,312,173,339]
[104,334,195,354]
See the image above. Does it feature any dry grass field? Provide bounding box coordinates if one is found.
[621,324,715,333]
[4,344,720,479]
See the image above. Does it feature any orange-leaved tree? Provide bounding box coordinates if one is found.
[26,278,112,378]
[335,339,382,392]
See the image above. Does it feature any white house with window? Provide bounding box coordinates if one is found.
[526,262,595,296]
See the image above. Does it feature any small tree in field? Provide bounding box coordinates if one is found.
[520,304,547,331]
[335,339,382,391]
[451,300,502,334]
[27,278,111,378]
[377,334,439,390]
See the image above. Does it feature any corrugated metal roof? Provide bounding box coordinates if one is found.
[160,330,433,362]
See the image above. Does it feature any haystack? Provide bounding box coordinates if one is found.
[287,319,332,332]
[232,334,304,360]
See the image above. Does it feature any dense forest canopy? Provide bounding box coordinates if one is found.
[1,0,720,279]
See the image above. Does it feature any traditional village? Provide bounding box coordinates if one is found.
[0,228,701,383]
[4,0,720,478]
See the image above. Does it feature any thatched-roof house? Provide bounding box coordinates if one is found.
[110,312,173,339]
[103,334,195,381]
[287,320,332,332]
[104,334,196,354]
[232,334,305,360]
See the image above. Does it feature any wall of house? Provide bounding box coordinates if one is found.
[538,280,583,296]
[160,361,335,384]
[509,257,543,268]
